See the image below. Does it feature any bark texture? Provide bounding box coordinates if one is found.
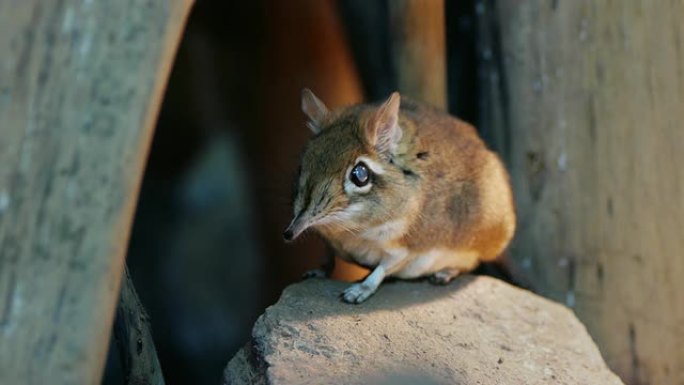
[114,267,165,385]
[0,1,192,383]
[478,1,684,383]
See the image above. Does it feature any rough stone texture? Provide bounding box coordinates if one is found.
[223,276,624,385]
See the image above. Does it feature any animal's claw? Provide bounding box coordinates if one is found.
[342,283,376,304]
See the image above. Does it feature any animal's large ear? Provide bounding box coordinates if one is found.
[367,92,402,155]
[301,88,329,134]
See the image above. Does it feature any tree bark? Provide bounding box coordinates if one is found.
[479,1,684,384]
[389,0,447,108]
[114,267,164,385]
[0,1,193,384]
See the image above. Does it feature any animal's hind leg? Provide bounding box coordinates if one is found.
[428,267,461,285]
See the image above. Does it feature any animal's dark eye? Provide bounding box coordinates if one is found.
[350,162,370,187]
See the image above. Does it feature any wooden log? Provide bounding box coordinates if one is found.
[389,0,447,108]
[114,267,164,385]
[479,1,684,383]
[0,1,193,384]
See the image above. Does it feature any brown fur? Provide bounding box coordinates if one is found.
[395,103,516,261]
[287,90,516,302]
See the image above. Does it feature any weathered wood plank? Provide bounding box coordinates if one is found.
[480,1,684,383]
[0,1,193,383]
[114,267,164,385]
[389,0,447,108]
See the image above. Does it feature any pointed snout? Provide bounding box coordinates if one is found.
[282,226,296,242]
[283,213,311,242]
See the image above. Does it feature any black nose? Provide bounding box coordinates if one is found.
[283,229,294,242]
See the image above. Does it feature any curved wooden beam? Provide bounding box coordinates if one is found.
[0,1,193,383]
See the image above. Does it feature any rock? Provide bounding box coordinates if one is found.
[223,276,624,385]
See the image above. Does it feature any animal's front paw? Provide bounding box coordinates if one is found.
[342,283,376,304]
[302,269,327,280]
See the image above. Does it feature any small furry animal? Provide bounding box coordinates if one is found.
[284,89,516,303]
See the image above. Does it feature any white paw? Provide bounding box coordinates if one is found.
[342,283,376,304]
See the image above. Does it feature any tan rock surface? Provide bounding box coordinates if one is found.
[224,276,624,385]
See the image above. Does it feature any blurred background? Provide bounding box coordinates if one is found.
[98,1,684,384]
